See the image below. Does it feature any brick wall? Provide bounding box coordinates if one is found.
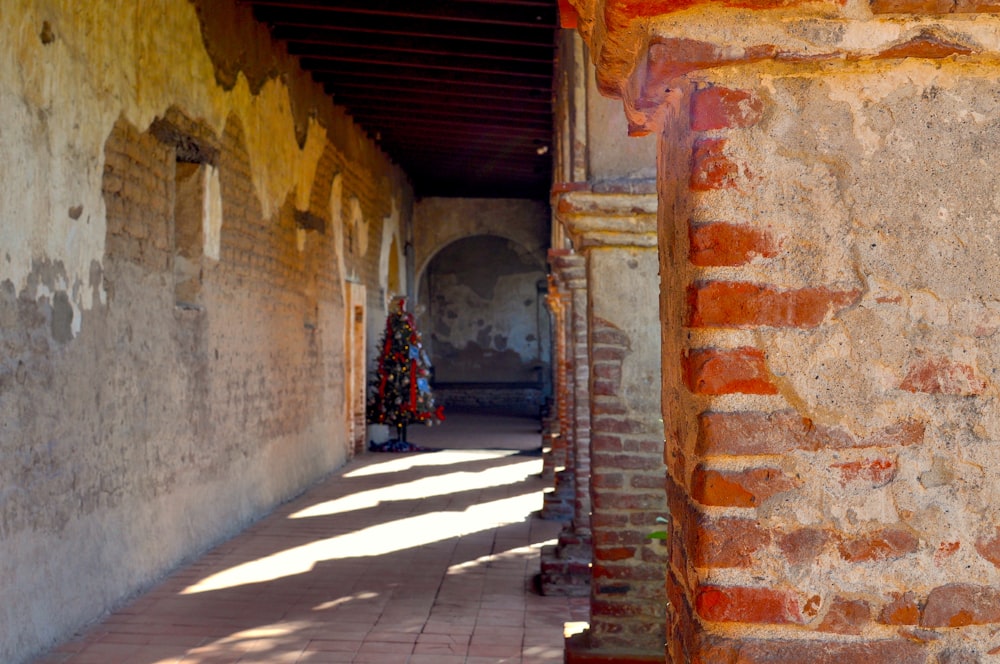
[541,251,592,597]
[658,66,1000,661]
[0,2,412,661]
[588,314,667,653]
[550,183,663,659]
[542,252,576,520]
[543,271,570,483]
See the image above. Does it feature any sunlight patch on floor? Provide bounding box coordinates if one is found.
[290,457,539,519]
[342,449,509,477]
[448,538,557,573]
[181,491,542,594]
[312,590,379,611]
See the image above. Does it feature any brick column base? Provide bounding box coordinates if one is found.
[541,468,575,521]
[565,632,665,664]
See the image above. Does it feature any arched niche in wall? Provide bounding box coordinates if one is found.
[346,196,368,259]
[387,236,401,297]
[377,200,405,303]
[418,234,550,416]
[412,197,548,287]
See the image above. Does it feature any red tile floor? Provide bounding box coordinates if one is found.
[33,412,588,664]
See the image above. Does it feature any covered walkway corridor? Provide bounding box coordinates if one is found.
[34,413,587,664]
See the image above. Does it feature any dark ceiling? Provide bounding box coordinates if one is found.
[241,0,559,199]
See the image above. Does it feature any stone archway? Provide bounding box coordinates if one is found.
[418,234,550,415]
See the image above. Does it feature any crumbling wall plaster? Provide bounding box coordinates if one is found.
[1,0,397,333]
[586,73,657,183]
[412,197,548,284]
[662,57,1000,659]
[0,2,411,663]
[421,235,548,413]
[411,199,550,413]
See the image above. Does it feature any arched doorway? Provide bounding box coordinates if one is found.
[418,235,550,415]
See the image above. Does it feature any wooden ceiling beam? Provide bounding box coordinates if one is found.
[297,50,551,79]
[276,29,554,62]
[378,141,546,160]
[345,102,551,127]
[318,70,551,96]
[356,116,551,138]
[336,92,551,118]
[322,80,550,106]
[245,0,557,198]
[383,132,546,146]
[382,139,550,158]
[245,0,557,30]
[266,19,554,48]
[398,161,545,179]
[413,180,550,198]
[314,70,551,95]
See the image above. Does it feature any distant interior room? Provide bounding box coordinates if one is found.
[418,234,550,416]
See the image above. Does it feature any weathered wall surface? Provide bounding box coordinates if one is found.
[423,235,546,382]
[412,197,548,282]
[547,28,666,658]
[567,0,1000,659]
[413,198,549,413]
[586,246,666,653]
[0,2,410,663]
[665,60,1000,660]
[586,73,657,183]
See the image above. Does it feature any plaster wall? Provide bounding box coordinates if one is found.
[659,58,1000,658]
[412,197,548,283]
[0,2,410,662]
[586,246,666,651]
[412,198,550,413]
[424,235,547,384]
[586,74,657,183]
[589,249,660,421]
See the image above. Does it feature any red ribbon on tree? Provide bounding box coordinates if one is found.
[409,359,418,410]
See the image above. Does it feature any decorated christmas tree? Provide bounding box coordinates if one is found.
[367,297,444,446]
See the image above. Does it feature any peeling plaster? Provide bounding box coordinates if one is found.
[377,200,402,298]
[1,0,335,336]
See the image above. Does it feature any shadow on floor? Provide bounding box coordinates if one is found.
[35,413,587,664]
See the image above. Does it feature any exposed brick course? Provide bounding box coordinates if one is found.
[921,584,1000,627]
[585,311,665,653]
[837,527,920,562]
[816,597,872,635]
[879,592,922,625]
[690,86,765,131]
[975,528,1000,568]
[687,281,862,329]
[697,410,925,455]
[690,138,740,191]
[900,356,989,395]
[691,465,799,507]
[695,585,805,624]
[694,635,928,664]
[688,221,777,267]
[830,457,897,487]
[683,346,778,395]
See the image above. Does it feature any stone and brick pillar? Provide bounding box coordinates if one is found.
[541,249,593,594]
[567,0,1000,660]
[542,270,570,484]
[567,255,591,543]
[542,252,583,523]
[555,184,667,661]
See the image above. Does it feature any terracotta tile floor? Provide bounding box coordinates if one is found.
[34,413,588,664]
